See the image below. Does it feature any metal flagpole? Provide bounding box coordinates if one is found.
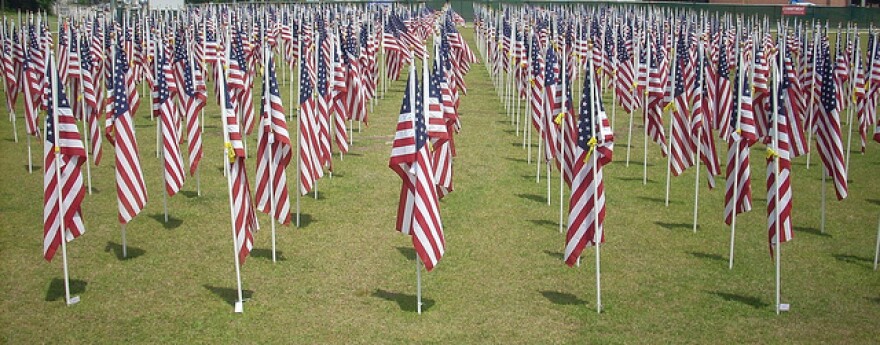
[263,45,278,263]
[693,33,706,233]
[219,51,245,314]
[805,24,819,170]
[296,38,302,228]
[559,41,566,234]
[76,30,93,195]
[664,43,676,207]
[642,35,650,185]
[157,36,168,223]
[587,45,602,314]
[416,255,422,315]
[107,39,128,258]
[626,27,638,167]
[820,167,826,233]
[772,30,783,313]
[843,32,857,178]
[729,27,743,270]
[874,213,880,271]
[51,51,80,306]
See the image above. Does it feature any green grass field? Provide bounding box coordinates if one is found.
[1,26,880,344]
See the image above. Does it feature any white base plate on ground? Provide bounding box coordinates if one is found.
[234,301,243,313]
[67,296,80,305]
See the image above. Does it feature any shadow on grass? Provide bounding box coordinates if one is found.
[517,193,546,203]
[795,226,832,238]
[543,250,564,261]
[529,219,558,229]
[638,196,676,204]
[180,190,200,199]
[540,290,586,306]
[296,213,314,228]
[396,246,416,261]
[203,285,254,307]
[833,254,873,269]
[655,222,692,231]
[868,296,880,304]
[866,199,880,206]
[24,164,41,172]
[617,177,654,183]
[708,291,768,309]
[372,289,435,313]
[505,157,528,163]
[105,241,145,260]
[687,251,725,262]
[251,248,286,261]
[46,278,88,302]
[149,213,183,229]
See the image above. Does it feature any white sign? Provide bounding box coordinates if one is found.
[149,0,184,10]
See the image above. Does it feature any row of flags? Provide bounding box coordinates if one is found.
[476,3,880,314]
[9,3,473,311]
[475,4,880,263]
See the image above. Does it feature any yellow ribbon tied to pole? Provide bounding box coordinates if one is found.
[766,147,779,160]
[225,142,235,163]
[554,113,564,125]
[584,137,598,162]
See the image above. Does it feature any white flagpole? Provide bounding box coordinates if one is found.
[693,34,705,233]
[663,43,676,207]
[820,167,826,233]
[843,32,857,178]
[296,38,302,228]
[729,26,743,270]
[1,22,17,143]
[805,24,820,170]
[157,36,168,223]
[50,51,80,306]
[773,29,783,313]
[75,29,93,195]
[220,51,245,314]
[263,44,278,263]
[559,41,566,234]
[416,255,422,315]
[313,30,319,200]
[874,213,880,271]
[108,40,128,259]
[626,27,638,167]
[587,42,602,314]
[642,35,650,185]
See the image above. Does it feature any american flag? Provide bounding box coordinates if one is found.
[615,26,638,114]
[23,24,44,137]
[767,54,794,257]
[314,35,332,171]
[724,63,756,226]
[219,70,257,265]
[106,44,148,224]
[854,43,869,153]
[345,26,368,125]
[173,35,206,176]
[227,27,254,135]
[298,39,324,196]
[117,33,141,118]
[431,45,455,198]
[1,31,18,117]
[815,38,848,200]
[646,41,668,156]
[690,45,720,189]
[542,45,562,162]
[154,42,184,197]
[57,22,71,86]
[669,43,695,177]
[316,34,348,153]
[529,36,544,133]
[426,43,448,141]
[564,66,613,267]
[43,62,86,261]
[752,43,771,142]
[781,47,808,157]
[710,38,732,135]
[79,35,102,165]
[255,52,292,225]
[389,66,445,271]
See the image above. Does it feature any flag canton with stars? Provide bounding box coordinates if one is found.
[156,49,171,103]
[414,75,427,151]
[717,40,729,79]
[300,42,312,104]
[268,55,280,98]
[545,46,557,86]
[316,38,329,97]
[819,42,836,113]
[674,50,686,97]
[112,46,130,120]
[45,80,72,145]
[231,29,247,69]
[578,75,596,151]
[531,37,542,78]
